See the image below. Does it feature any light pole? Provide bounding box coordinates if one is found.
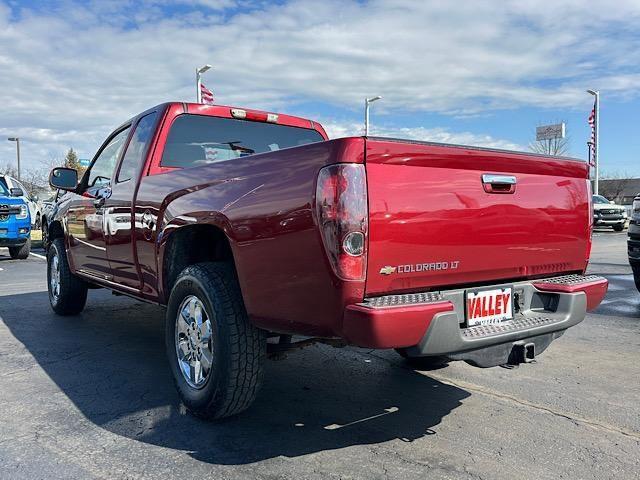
[196,64,212,103]
[7,137,20,181]
[587,89,600,195]
[364,96,382,136]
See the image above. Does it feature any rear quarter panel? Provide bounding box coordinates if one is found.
[137,137,365,337]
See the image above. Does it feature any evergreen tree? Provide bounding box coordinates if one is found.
[64,148,87,177]
[64,148,80,169]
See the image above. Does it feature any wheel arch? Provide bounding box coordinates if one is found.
[158,221,236,303]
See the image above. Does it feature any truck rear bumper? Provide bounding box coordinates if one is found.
[343,274,607,365]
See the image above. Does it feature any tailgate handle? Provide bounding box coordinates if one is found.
[482,174,517,194]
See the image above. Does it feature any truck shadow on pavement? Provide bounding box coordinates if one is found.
[0,290,470,465]
[590,272,640,319]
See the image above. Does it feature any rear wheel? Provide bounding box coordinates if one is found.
[48,238,88,315]
[166,262,266,420]
[9,238,31,260]
[395,348,449,369]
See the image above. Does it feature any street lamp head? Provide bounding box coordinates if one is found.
[586,89,598,96]
[366,96,382,104]
[7,137,18,142]
[197,64,212,74]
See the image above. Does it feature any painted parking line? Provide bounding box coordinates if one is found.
[29,252,47,260]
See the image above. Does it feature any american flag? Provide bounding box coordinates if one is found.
[588,101,596,166]
[200,82,215,105]
[203,146,218,161]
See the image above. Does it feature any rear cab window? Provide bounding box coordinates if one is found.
[160,115,325,169]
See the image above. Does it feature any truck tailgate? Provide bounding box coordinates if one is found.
[364,138,591,296]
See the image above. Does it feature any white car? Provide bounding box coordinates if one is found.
[592,194,627,231]
[0,175,42,228]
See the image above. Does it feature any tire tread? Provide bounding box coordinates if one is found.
[170,262,265,419]
[48,238,88,315]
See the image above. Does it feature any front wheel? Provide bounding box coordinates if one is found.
[613,224,625,232]
[9,238,31,260]
[166,262,266,420]
[48,238,88,315]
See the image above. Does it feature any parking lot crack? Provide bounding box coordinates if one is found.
[422,372,640,442]
[362,350,640,442]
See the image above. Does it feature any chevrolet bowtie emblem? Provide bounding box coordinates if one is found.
[379,266,397,275]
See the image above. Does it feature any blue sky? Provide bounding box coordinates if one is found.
[1,0,639,177]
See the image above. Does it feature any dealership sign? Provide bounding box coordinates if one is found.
[536,123,565,141]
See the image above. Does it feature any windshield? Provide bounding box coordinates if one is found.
[592,195,611,204]
[161,114,325,169]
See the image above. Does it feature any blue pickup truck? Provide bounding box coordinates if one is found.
[0,181,31,259]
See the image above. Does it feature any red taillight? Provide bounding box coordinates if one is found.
[316,164,368,281]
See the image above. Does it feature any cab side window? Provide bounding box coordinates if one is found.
[88,127,130,189]
[117,112,158,183]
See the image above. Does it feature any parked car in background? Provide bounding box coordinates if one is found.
[628,193,640,292]
[592,194,627,231]
[0,175,42,229]
[46,101,607,419]
[41,190,64,252]
[0,181,31,259]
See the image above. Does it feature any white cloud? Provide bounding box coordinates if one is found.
[322,121,523,151]
[0,0,638,170]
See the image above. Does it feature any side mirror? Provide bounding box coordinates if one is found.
[10,187,24,197]
[610,200,615,204]
[49,167,78,191]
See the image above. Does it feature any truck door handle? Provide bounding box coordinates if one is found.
[481,174,517,194]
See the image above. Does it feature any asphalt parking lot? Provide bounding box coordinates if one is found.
[0,231,638,480]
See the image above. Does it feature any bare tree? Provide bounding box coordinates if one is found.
[529,136,571,156]
[599,171,631,202]
[1,155,65,197]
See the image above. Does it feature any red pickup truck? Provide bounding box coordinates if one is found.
[47,102,608,419]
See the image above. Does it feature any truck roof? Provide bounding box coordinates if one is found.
[125,102,328,140]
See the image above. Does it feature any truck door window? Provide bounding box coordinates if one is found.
[87,127,130,189]
[160,115,324,169]
[117,112,158,183]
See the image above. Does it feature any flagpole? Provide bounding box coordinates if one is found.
[587,89,600,195]
[196,67,201,103]
[196,64,212,104]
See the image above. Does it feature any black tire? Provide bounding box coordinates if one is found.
[9,238,31,260]
[633,265,640,294]
[165,262,266,420]
[47,238,88,315]
[395,348,449,369]
[41,220,49,252]
[613,224,625,232]
[35,213,41,230]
